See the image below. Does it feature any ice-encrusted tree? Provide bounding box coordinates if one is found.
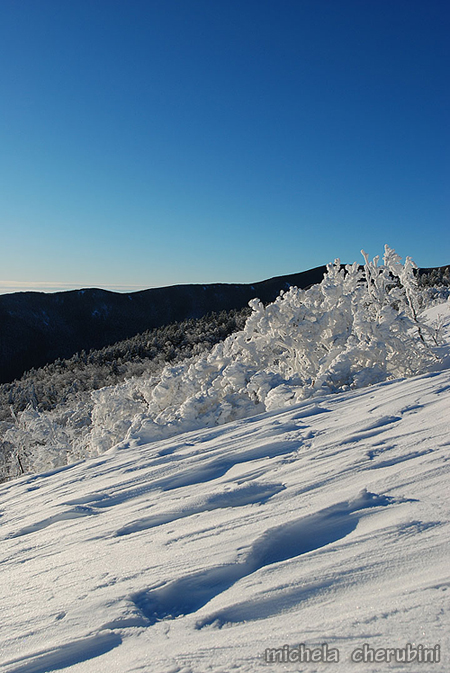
[112,245,437,445]
[1,246,441,478]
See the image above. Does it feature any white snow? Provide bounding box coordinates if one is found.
[1,300,449,672]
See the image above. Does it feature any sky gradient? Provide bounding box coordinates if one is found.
[1,0,449,294]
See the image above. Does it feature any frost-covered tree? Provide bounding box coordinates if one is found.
[0,308,250,478]
[0,246,444,481]
[82,246,439,454]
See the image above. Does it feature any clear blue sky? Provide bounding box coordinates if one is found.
[1,0,448,293]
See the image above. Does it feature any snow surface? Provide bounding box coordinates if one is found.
[0,302,449,673]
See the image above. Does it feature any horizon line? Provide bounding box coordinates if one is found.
[1,261,448,296]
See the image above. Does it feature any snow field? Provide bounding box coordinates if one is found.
[1,359,449,672]
[1,252,449,672]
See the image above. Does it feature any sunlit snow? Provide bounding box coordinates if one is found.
[1,300,449,672]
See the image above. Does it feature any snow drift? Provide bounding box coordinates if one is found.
[1,338,449,672]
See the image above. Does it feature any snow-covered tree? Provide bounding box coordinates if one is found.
[0,246,444,481]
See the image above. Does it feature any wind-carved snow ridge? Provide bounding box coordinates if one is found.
[8,505,98,538]
[131,490,397,628]
[0,356,449,672]
[0,633,123,673]
[114,481,285,537]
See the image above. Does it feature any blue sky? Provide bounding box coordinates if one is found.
[1,0,448,293]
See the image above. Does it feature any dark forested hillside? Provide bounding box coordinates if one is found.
[0,307,250,423]
[0,266,328,383]
[1,264,448,385]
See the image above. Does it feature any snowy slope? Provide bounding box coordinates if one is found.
[0,303,449,673]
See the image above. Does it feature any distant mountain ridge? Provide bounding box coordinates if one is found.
[0,266,328,384]
[0,264,447,385]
